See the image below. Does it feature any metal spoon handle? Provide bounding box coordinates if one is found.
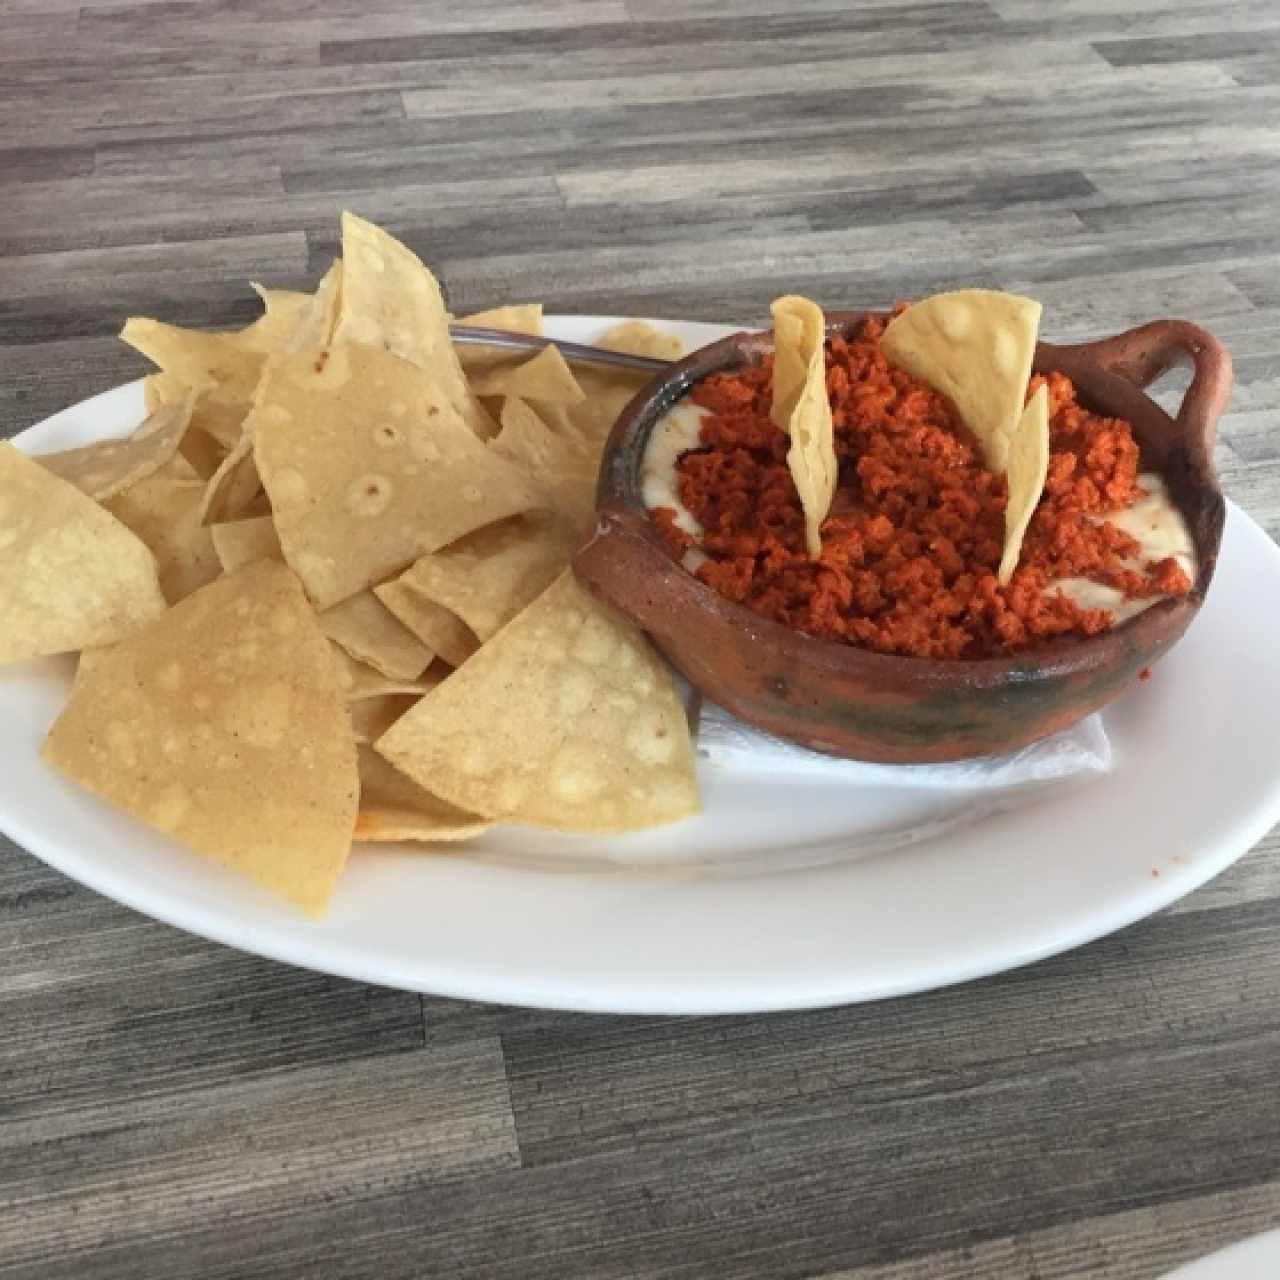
[449,324,673,374]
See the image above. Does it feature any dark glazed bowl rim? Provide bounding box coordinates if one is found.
[585,310,1229,693]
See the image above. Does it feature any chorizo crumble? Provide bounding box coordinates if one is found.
[652,315,1191,660]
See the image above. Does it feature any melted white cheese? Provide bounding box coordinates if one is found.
[1048,472,1197,621]
[642,399,709,571]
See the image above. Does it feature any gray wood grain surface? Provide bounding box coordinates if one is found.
[3,1,1279,1276]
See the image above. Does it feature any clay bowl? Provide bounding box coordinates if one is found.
[572,312,1231,764]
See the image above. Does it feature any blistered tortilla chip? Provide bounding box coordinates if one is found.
[492,397,597,533]
[210,515,282,573]
[881,289,1041,475]
[122,318,266,410]
[469,345,585,406]
[349,693,420,744]
[42,561,358,916]
[105,457,222,604]
[334,212,489,437]
[998,384,1050,586]
[197,431,262,525]
[376,570,699,832]
[35,392,197,502]
[0,443,166,665]
[393,513,577,644]
[329,643,434,700]
[354,746,490,843]
[770,296,836,560]
[252,342,539,608]
[596,320,684,363]
[320,589,433,681]
[373,579,479,669]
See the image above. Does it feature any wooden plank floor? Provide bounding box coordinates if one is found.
[3,1,1280,1276]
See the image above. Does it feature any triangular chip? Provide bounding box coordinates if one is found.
[376,570,699,832]
[252,342,540,608]
[35,391,198,501]
[492,397,597,533]
[210,515,282,573]
[998,383,1051,585]
[392,513,577,644]
[320,589,433,681]
[42,561,358,916]
[469,345,585,405]
[121,317,267,410]
[354,746,490,843]
[373,579,479,669]
[0,443,166,664]
[880,289,1041,474]
[105,457,222,604]
[330,643,435,700]
[456,303,545,372]
[770,296,836,559]
[334,212,489,436]
[197,431,262,525]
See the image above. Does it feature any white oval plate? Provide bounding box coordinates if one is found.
[1162,1229,1280,1279]
[4,316,1280,1014]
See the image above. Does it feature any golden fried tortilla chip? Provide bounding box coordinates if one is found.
[770,296,836,560]
[320,590,433,682]
[106,457,222,605]
[354,745,490,843]
[284,260,343,355]
[998,383,1051,585]
[36,391,198,501]
[469,345,585,406]
[252,342,540,608]
[330,642,435,700]
[881,289,1041,475]
[197,431,262,525]
[241,285,313,353]
[373,579,479,669]
[210,515,282,574]
[375,570,700,832]
[492,397,597,534]
[42,561,358,916]
[349,693,421,744]
[393,513,577,644]
[122,318,266,414]
[334,212,489,436]
[0,443,166,664]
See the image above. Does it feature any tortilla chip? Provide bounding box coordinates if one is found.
[458,303,544,335]
[240,285,313,352]
[349,693,421,744]
[105,457,222,604]
[35,391,198,501]
[469,345,585,406]
[558,328,678,457]
[284,260,343,355]
[373,579,479,669]
[0,443,166,664]
[197,431,262,525]
[393,513,577,644]
[252,342,540,608]
[334,212,489,436]
[492,397,597,533]
[210,515,282,574]
[330,642,435,700]
[320,589,433,681]
[121,317,266,412]
[354,746,490,843]
[998,383,1051,585]
[42,561,358,916]
[376,570,699,832]
[881,289,1041,475]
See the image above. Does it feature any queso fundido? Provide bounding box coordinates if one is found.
[646,310,1196,660]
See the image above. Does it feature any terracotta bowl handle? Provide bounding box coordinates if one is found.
[1066,320,1233,477]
